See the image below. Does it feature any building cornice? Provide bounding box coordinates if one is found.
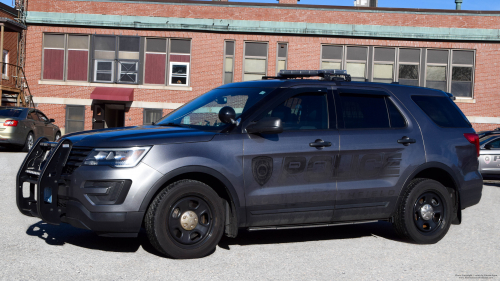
[26,11,500,42]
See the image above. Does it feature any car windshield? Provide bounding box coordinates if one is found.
[0,108,23,118]
[479,135,499,145]
[156,87,276,131]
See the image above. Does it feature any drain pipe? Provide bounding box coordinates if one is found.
[455,0,463,10]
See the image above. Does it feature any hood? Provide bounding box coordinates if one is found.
[64,125,216,148]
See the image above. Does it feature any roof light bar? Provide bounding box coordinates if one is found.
[263,69,351,81]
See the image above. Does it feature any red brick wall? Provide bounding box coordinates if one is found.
[0,9,19,81]
[28,0,500,30]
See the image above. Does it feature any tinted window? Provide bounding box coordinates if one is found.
[29,111,40,121]
[411,96,471,128]
[480,135,500,145]
[386,99,406,128]
[263,93,329,130]
[486,138,500,149]
[37,112,48,122]
[339,94,389,129]
[0,108,23,117]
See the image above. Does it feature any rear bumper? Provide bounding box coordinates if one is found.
[460,177,483,210]
[0,127,25,146]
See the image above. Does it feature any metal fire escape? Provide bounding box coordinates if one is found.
[0,0,34,108]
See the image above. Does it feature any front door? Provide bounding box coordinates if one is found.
[243,87,339,227]
[92,104,105,129]
[333,87,425,221]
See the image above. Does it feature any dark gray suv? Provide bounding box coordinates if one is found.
[16,70,482,259]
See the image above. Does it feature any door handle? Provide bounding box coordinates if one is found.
[309,139,332,148]
[397,136,416,146]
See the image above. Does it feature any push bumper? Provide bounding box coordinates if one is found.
[16,138,147,237]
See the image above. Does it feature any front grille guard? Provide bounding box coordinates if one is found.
[16,137,73,225]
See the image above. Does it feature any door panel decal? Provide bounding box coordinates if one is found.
[252,156,273,186]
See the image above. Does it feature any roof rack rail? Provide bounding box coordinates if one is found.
[263,69,351,82]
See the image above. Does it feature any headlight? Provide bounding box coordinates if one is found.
[83,147,151,168]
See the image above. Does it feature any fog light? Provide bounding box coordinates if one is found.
[83,180,131,205]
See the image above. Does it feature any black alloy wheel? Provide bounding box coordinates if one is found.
[393,178,454,244]
[145,180,225,259]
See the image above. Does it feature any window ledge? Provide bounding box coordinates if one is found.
[454,98,476,104]
[38,80,192,91]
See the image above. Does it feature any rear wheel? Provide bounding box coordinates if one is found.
[145,180,225,259]
[22,132,34,152]
[393,178,453,244]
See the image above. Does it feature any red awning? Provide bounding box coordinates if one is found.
[90,87,134,102]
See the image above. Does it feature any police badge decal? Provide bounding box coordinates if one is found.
[252,156,273,186]
[484,156,491,164]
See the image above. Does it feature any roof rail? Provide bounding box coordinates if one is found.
[263,69,351,82]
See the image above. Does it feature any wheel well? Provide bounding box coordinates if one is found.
[146,172,239,237]
[412,167,460,217]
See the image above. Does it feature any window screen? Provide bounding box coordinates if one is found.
[411,95,471,128]
[143,108,163,125]
[263,93,329,130]
[339,94,390,129]
[65,105,85,134]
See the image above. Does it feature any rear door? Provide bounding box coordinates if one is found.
[28,110,43,139]
[37,111,55,140]
[333,87,425,221]
[243,86,339,227]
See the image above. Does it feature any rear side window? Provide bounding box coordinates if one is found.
[339,94,406,129]
[411,95,471,128]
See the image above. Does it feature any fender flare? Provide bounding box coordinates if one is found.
[139,165,245,227]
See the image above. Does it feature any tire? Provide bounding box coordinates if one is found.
[54,132,61,141]
[22,132,34,152]
[393,178,453,244]
[145,180,225,259]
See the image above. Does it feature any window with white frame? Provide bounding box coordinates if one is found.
[243,42,268,81]
[168,39,191,86]
[94,60,114,83]
[398,48,420,86]
[224,41,235,84]
[451,50,475,98]
[346,46,368,82]
[373,47,396,83]
[276,43,288,75]
[426,49,449,92]
[321,45,343,70]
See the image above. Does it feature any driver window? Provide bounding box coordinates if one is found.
[37,112,48,122]
[263,92,329,130]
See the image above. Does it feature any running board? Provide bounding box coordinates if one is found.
[247,220,382,232]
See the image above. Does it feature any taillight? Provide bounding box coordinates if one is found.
[3,120,18,127]
[464,133,479,157]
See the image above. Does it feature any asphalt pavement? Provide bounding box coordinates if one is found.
[0,152,498,280]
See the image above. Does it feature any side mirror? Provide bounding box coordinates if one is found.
[485,143,493,150]
[219,106,236,124]
[246,117,283,134]
[49,118,55,123]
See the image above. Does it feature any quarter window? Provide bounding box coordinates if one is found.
[243,42,268,81]
[411,95,471,128]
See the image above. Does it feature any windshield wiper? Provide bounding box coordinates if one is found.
[156,122,189,128]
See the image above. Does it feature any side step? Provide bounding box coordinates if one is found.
[247,220,382,232]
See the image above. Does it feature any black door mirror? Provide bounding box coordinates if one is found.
[485,143,493,150]
[219,106,236,124]
[49,118,55,123]
[246,117,283,134]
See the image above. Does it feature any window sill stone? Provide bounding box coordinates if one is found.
[38,80,192,91]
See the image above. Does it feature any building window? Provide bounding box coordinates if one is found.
[425,49,449,92]
[276,43,288,75]
[2,50,8,78]
[373,47,395,83]
[346,46,368,82]
[321,45,343,70]
[42,34,89,81]
[451,50,474,98]
[143,108,163,125]
[144,38,167,85]
[243,42,268,81]
[92,35,140,84]
[168,39,191,86]
[398,48,420,86]
[223,41,235,84]
[65,105,85,134]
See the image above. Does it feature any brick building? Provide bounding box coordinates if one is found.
[22,0,500,134]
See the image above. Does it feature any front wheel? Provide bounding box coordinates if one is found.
[393,178,453,244]
[145,180,225,259]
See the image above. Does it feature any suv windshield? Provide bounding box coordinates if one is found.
[0,108,23,118]
[156,87,276,131]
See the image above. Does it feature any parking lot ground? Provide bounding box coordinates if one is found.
[0,152,498,280]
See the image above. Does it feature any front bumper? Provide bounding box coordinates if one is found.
[16,138,162,236]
